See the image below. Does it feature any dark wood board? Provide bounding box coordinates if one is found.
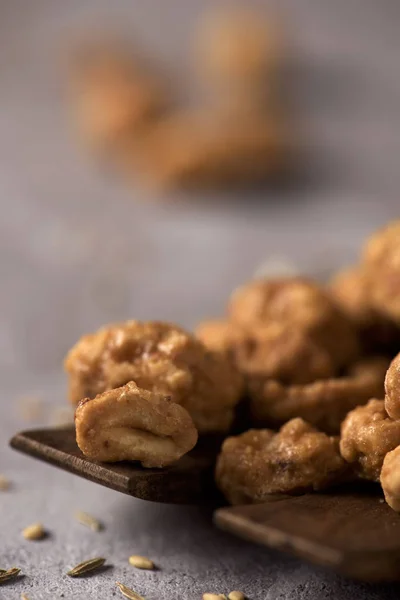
[11,427,400,582]
[10,427,222,504]
[214,487,400,583]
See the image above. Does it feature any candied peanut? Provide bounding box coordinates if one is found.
[362,220,400,323]
[118,111,288,190]
[195,7,283,114]
[65,320,243,433]
[385,352,400,420]
[69,42,167,152]
[75,381,198,467]
[381,445,400,511]
[340,399,400,481]
[196,319,334,384]
[228,277,360,370]
[215,418,347,505]
[248,356,389,434]
[329,266,399,352]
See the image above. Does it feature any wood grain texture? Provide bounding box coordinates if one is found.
[10,427,222,504]
[214,486,400,582]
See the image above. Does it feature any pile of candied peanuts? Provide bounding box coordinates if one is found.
[65,220,400,510]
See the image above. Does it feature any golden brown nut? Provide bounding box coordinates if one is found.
[118,111,288,190]
[248,356,388,434]
[329,266,399,351]
[340,398,400,481]
[195,319,334,384]
[75,382,198,467]
[362,220,400,323]
[384,352,400,420]
[195,7,283,114]
[228,277,360,369]
[215,418,347,505]
[65,320,243,433]
[69,42,167,152]
[381,445,400,511]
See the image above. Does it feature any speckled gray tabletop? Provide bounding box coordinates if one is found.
[1,1,400,599]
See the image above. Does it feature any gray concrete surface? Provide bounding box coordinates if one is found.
[1,1,400,598]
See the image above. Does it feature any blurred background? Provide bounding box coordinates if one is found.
[0,1,400,597]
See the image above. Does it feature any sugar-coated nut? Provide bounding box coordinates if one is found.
[248,356,389,434]
[362,220,400,323]
[75,382,198,467]
[65,320,243,433]
[70,42,166,152]
[329,266,379,330]
[381,446,400,511]
[385,352,400,420]
[195,7,283,115]
[196,319,335,384]
[118,111,287,190]
[340,399,400,481]
[329,266,399,351]
[228,278,360,370]
[215,418,347,505]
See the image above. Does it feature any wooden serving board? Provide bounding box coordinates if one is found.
[10,427,400,582]
[10,426,222,504]
[215,487,400,582]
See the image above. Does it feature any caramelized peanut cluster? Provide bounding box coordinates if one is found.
[65,320,243,435]
[329,221,400,352]
[215,418,347,505]
[75,381,198,467]
[70,8,289,192]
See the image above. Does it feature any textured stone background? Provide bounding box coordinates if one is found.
[1,1,399,598]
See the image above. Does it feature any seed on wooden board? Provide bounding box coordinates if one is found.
[128,555,155,570]
[228,592,246,600]
[0,568,21,584]
[0,475,10,491]
[116,581,145,599]
[74,510,102,531]
[22,522,46,540]
[67,557,105,577]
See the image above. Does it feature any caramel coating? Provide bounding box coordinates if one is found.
[385,352,400,420]
[340,399,400,481]
[329,266,399,351]
[381,445,400,511]
[195,319,334,384]
[65,320,243,433]
[70,43,166,152]
[228,278,360,369]
[362,220,400,323]
[75,382,198,467]
[215,418,347,505]
[118,111,287,190]
[248,357,388,434]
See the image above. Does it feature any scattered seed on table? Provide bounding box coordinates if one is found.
[21,594,30,600]
[0,568,21,584]
[128,555,155,570]
[203,594,227,600]
[67,557,105,577]
[74,510,102,531]
[228,592,246,600]
[116,581,145,599]
[22,522,46,540]
[0,475,10,491]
